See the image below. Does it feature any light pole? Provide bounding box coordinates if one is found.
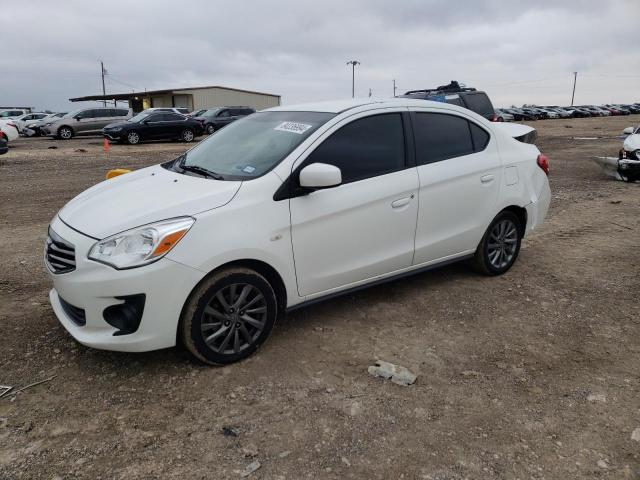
[570,72,578,106]
[346,60,360,98]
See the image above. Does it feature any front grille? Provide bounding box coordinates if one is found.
[59,296,86,326]
[45,228,76,274]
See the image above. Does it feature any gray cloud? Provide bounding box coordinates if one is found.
[1,0,638,111]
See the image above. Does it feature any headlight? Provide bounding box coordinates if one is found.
[45,123,51,126]
[109,127,122,132]
[88,217,194,269]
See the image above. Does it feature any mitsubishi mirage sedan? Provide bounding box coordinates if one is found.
[45,98,551,365]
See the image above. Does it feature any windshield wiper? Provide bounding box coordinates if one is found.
[180,163,225,180]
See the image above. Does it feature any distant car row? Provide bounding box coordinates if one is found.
[495,103,640,121]
[0,105,257,144]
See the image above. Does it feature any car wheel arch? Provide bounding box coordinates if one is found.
[499,205,527,236]
[177,258,288,343]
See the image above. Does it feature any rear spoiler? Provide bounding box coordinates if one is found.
[493,122,537,144]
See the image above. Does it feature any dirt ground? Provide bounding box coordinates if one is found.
[0,116,639,480]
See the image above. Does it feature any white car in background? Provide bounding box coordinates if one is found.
[0,109,29,119]
[12,112,50,133]
[0,120,20,143]
[45,98,551,365]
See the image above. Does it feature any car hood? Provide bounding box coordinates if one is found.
[58,164,242,238]
[104,120,132,129]
[623,134,640,152]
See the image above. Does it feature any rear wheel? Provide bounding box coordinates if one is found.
[57,126,73,140]
[180,268,278,365]
[472,211,522,275]
[182,128,195,142]
[497,116,504,122]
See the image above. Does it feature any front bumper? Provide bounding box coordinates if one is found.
[103,131,123,141]
[46,216,204,352]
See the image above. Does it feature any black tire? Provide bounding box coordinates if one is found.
[180,267,278,365]
[57,126,73,140]
[472,211,523,276]
[126,131,140,145]
[206,124,215,135]
[497,116,504,122]
[182,128,195,142]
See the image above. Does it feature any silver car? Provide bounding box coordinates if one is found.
[42,107,132,139]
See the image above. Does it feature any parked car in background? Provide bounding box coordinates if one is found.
[502,108,537,121]
[45,98,550,364]
[141,107,191,116]
[23,112,67,137]
[0,109,30,119]
[42,107,132,139]
[623,104,640,114]
[520,107,543,120]
[195,106,256,134]
[564,106,591,118]
[536,108,559,119]
[189,109,208,117]
[103,111,203,144]
[400,80,497,121]
[545,107,573,118]
[0,120,20,143]
[494,109,514,122]
[13,112,50,133]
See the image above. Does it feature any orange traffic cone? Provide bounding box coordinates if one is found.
[103,137,110,153]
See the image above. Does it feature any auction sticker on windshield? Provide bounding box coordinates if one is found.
[274,122,313,134]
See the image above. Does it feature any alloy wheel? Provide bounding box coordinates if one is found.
[59,128,72,139]
[487,219,518,269]
[183,129,194,142]
[127,132,140,144]
[200,283,267,355]
[206,125,215,134]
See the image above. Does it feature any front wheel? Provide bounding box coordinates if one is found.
[472,211,522,275]
[182,128,195,142]
[57,126,73,140]
[180,268,278,365]
[126,131,140,145]
[206,124,215,135]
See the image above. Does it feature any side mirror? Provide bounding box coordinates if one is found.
[74,116,81,121]
[623,127,634,135]
[299,163,342,189]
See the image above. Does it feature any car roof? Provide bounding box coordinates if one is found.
[265,97,480,114]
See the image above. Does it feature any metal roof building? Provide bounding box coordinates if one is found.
[70,85,281,112]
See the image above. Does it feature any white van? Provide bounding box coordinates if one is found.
[45,98,551,364]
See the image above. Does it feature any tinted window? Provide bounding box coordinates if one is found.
[146,114,163,122]
[176,108,190,114]
[412,113,475,165]
[470,123,489,151]
[444,95,465,107]
[218,110,230,118]
[304,113,405,184]
[462,92,493,118]
[115,109,129,116]
[163,113,184,121]
[94,109,111,118]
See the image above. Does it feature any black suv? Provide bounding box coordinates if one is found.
[195,106,256,134]
[400,81,496,121]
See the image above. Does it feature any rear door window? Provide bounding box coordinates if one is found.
[303,113,406,184]
[412,112,484,165]
[462,93,494,118]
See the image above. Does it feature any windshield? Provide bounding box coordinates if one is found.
[176,111,335,179]
[129,112,152,123]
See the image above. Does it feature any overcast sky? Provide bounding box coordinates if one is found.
[2,0,638,111]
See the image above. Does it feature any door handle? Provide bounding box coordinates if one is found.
[391,196,412,209]
[480,174,495,184]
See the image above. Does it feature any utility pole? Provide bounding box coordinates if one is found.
[570,71,577,106]
[368,88,372,98]
[393,79,397,97]
[100,61,107,107]
[346,60,360,98]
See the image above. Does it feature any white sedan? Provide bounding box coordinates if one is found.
[45,98,551,364]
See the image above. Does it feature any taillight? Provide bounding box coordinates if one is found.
[490,113,497,122]
[537,153,550,175]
